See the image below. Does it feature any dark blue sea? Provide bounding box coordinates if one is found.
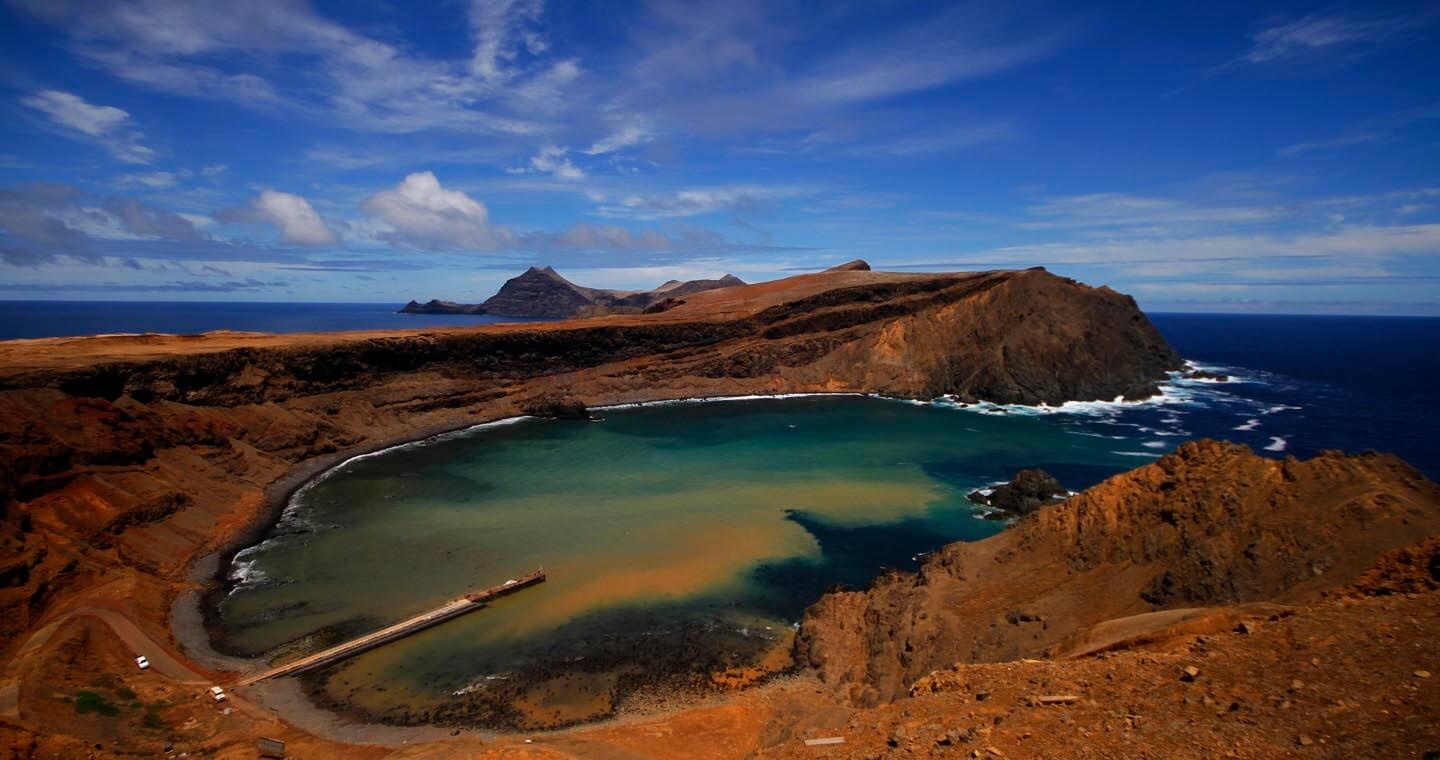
[0,301,1434,478]
[0,300,538,338]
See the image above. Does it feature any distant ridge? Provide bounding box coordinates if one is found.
[400,266,747,318]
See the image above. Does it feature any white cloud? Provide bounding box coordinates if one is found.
[21,90,128,136]
[360,171,514,250]
[352,171,781,254]
[512,145,584,180]
[220,190,338,246]
[253,190,337,245]
[585,121,654,155]
[20,90,155,164]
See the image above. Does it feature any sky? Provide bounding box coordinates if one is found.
[1,1,1438,314]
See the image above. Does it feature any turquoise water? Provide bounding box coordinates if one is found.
[218,395,1162,726]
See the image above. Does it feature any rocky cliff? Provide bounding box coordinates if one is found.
[795,440,1440,706]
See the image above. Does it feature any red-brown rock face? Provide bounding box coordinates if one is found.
[794,440,1440,706]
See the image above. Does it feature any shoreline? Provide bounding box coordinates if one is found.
[172,378,1202,743]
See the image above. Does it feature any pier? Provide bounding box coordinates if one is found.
[236,569,545,686]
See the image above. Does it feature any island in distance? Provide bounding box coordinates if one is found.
[400,264,748,318]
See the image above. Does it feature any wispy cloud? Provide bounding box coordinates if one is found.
[11,0,569,136]
[594,185,811,220]
[1278,132,1385,158]
[20,90,155,163]
[850,124,1013,158]
[1242,12,1432,64]
[584,121,654,156]
[615,1,1065,136]
[793,7,1064,106]
[1019,193,1281,233]
[0,277,287,294]
[115,171,181,188]
[510,145,585,180]
[0,182,208,265]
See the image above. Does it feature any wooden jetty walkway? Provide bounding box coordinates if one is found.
[235,569,545,686]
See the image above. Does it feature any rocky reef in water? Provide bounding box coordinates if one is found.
[967,468,1068,516]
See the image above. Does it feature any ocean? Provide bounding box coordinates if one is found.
[0,300,537,338]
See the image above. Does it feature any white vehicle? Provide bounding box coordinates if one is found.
[209,686,227,703]
[135,655,150,671]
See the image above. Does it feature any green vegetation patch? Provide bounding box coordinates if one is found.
[73,690,120,716]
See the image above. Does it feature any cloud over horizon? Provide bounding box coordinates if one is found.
[1,0,1438,312]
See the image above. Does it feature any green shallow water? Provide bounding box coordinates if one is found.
[218,396,1157,726]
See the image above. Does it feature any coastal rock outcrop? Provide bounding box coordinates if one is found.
[795,440,1440,706]
[967,468,1067,514]
[400,265,748,318]
[400,299,486,315]
[521,394,591,420]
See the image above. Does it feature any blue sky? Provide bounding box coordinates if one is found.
[1,0,1438,313]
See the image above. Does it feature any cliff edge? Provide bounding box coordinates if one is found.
[796,440,1440,706]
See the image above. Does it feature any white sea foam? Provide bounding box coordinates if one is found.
[928,381,1197,418]
[1180,360,1260,385]
[1143,441,1167,449]
[606,361,1255,422]
[1234,418,1261,431]
[227,544,268,588]
[1264,436,1289,452]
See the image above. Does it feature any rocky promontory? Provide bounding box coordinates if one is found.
[399,265,748,318]
[796,440,1440,706]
